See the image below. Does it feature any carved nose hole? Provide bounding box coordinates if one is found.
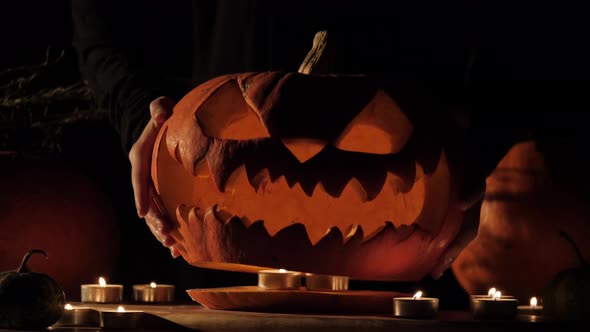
[281,138,327,163]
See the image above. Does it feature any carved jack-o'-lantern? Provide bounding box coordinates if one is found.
[151,69,466,281]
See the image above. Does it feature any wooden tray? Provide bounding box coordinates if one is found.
[187,286,409,314]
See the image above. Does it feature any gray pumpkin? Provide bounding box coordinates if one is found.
[0,249,66,329]
[543,232,590,320]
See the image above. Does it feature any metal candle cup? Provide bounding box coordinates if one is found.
[54,304,100,327]
[472,297,518,320]
[100,306,143,329]
[258,269,302,290]
[133,283,175,303]
[304,273,349,291]
[81,278,123,303]
[518,305,544,316]
[470,294,515,311]
[471,289,518,320]
[393,291,439,319]
[518,297,543,316]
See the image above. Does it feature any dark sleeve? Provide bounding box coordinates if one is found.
[70,0,167,153]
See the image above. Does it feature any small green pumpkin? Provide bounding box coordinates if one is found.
[0,249,66,329]
[543,232,590,319]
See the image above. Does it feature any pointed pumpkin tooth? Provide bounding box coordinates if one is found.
[388,158,417,193]
[387,171,410,195]
[273,174,290,189]
[284,172,299,188]
[355,170,387,202]
[414,162,425,182]
[260,175,294,237]
[187,206,207,261]
[306,226,334,246]
[387,172,401,194]
[343,224,364,244]
[206,140,244,192]
[193,206,205,221]
[320,172,352,198]
[244,161,266,188]
[176,204,191,224]
[188,206,202,224]
[298,179,318,197]
[202,205,230,262]
[340,177,367,203]
[212,205,233,224]
[268,167,284,183]
[361,223,389,243]
[249,168,271,193]
[408,135,443,175]
[174,205,191,245]
[315,226,344,248]
[223,165,253,197]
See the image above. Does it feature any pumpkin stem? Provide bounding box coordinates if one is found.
[559,231,587,266]
[297,30,335,75]
[17,249,48,273]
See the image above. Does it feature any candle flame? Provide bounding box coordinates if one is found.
[493,291,502,300]
[279,269,287,273]
[65,304,73,310]
[487,287,497,297]
[150,282,157,288]
[530,297,538,308]
[117,306,125,313]
[99,277,106,287]
[412,291,423,300]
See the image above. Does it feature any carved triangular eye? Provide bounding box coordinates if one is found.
[196,80,270,140]
[334,90,413,154]
[282,138,327,163]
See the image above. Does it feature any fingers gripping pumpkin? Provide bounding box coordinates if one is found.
[151,71,465,281]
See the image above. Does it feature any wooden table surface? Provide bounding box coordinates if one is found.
[2,303,574,332]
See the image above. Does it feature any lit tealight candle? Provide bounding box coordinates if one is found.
[258,269,302,290]
[518,296,543,316]
[472,290,518,320]
[81,277,123,303]
[100,305,143,329]
[393,291,439,319]
[54,303,100,327]
[133,281,175,303]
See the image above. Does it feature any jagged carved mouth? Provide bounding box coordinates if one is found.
[155,128,450,245]
[204,137,424,200]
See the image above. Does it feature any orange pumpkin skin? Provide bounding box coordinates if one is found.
[152,72,464,281]
[0,157,120,301]
[452,141,590,300]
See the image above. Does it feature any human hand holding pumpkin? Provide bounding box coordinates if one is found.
[129,96,180,258]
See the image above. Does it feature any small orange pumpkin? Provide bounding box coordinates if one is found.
[151,70,466,281]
